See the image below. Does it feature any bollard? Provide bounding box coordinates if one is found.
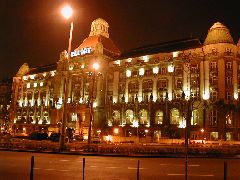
[83,158,85,180]
[224,161,227,180]
[30,156,34,180]
[137,160,140,180]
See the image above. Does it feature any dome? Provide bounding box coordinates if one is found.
[89,18,109,38]
[75,18,120,57]
[204,22,234,45]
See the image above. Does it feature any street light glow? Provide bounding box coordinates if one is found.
[93,62,100,70]
[61,5,73,19]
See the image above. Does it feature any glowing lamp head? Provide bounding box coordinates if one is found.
[61,5,73,19]
[93,62,100,70]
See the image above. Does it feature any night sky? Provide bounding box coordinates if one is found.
[0,0,240,80]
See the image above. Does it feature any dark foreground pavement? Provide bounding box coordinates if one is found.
[1,150,240,180]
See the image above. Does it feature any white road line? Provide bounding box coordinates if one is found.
[160,164,200,167]
[90,166,98,168]
[59,159,70,162]
[168,174,214,177]
[33,168,41,170]
[58,169,70,172]
[128,167,145,170]
[168,174,184,176]
[106,167,120,169]
[44,169,56,171]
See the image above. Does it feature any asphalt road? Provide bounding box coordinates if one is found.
[0,151,239,180]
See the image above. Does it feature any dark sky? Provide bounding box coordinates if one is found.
[0,0,240,79]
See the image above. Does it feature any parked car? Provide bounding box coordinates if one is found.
[73,135,83,142]
[49,133,60,142]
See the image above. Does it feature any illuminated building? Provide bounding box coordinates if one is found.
[11,19,240,141]
[0,78,12,132]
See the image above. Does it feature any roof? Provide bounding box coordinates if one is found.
[118,38,202,59]
[204,22,234,45]
[26,63,57,75]
[75,35,121,57]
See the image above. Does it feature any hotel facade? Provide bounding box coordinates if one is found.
[10,18,240,141]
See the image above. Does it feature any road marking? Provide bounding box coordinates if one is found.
[45,169,56,171]
[106,167,120,169]
[59,169,70,172]
[160,164,200,167]
[168,173,214,177]
[59,159,70,162]
[90,166,98,168]
[128,167,145,170]
[168,174,184,176]
[33,168,41,170]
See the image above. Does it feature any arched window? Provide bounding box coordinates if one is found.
[226,111,233,126]
[139,109,149,125]
[112,110,121,125]
[126,109,134,124]
[155,110,163,124]
[209,109,217,126]
[170,108,180,124]
[191,110,199,125]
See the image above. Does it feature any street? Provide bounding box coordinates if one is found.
[0,151,239,180]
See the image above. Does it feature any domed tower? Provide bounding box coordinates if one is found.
[204,22,234,45]
[202,22,239,141]
[89,18,110,38]
[75,18,120,58]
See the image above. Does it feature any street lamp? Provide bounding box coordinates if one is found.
[59,5,73,151]
[61,5,74,59]
[200,128,204,143]
[88,62,100,145]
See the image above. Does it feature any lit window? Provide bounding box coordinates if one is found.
[126,58,132,63]
[210,132,218,141]
[226,61,232,69]
[153,67,159,74]
[40,82,43,87]
[126,70,131,77]
[114,60,120,65]
[43,73,47,77]
[23,76,28,81]
[81,64,85,69]
[27,83,30,88]
[173,51,179,58]
[139,68,144,76]
[30,74,35,80]
[50,71,56,76]
[34,83,37,87]
[142,56,149,62]
[155,111,163,124]
[170,108,180,124]
[209,109,217,126]
[167,64,174,73]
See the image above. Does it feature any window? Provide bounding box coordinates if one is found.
[176,79,182,89]
[191,110,199,125]
[226,132,232,141]
[210,61,217,70]
[210,90,218,101]
[112,110,121,125]
[226,77,232,86]
[210,75,218,86]
[157,79,168,90]
[128,81,139,93]
[209,109,217,126]
[27,83,30,89]
[139,109,149,125]
[155,110,163,124]
[226,62,232,69]
[142,79,153,92]
[191,64,199,74]
[226,112,233,126]
[160,67,167,75]
[226,92,232,101]
[170,108,180,124]
[210,132,218,141]
[126,109,134,124]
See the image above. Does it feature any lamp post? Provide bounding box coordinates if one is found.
[88,62,99,145]
[59,5,73,151]
[61,5,74,59]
